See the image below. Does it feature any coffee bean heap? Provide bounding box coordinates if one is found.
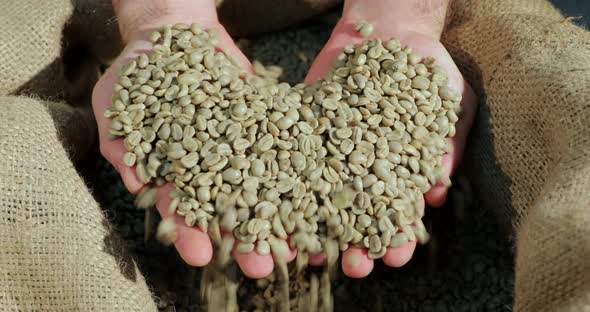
[104,23,461,261]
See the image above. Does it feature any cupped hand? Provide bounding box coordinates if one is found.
[94,0,477,280]
[93,0,291,279]
[304,0,477,278]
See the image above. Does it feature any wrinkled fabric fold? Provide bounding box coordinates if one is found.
[444,1,590,311]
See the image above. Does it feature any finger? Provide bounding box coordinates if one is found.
[285,245,297,263]
[421,66,461,207]
[275,237,298,263]
[424,152,451,208]
[156,184,213,266]
[92,43,153,194]
[425,82,477,207]
[92,71,117,146]
[232,246,274,279]
[382,240,417,267]
[98,137,144,194]
[92,41,152,136]
[309,253,327,266]
[305,23,363,84]
[212,27,253,73]
[341,247,374,278]
[398,38,477,207]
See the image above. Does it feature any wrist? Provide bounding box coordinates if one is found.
[113,0,219,42]
[341,0,450,40]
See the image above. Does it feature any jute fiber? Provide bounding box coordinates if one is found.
[0,1,69,98]
[0,0,156,310]
[444,0,590,311]
[0,0,588,311]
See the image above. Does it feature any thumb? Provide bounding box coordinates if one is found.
[113,0,218,43]
[304,22,364,84]
[113,0,251,72]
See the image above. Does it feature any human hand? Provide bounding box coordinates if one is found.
[304,0,477,278]
[93,0,289,278]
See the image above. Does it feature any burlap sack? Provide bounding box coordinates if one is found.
[443,0,590,311]
[0,97,157,311]
[0,1,156,311]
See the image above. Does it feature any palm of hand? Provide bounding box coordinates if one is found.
[94,22,296,278]
[93,21,476,279]
[304,22,477,277]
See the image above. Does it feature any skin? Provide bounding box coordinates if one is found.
[94,0,476,279]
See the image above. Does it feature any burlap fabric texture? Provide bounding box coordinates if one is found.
[0,0,588,311]
[444,0,590,310]
[0,1,156,311]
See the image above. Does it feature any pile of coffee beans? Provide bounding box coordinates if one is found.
[105,22,461,263]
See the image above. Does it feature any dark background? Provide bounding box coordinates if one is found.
[551,0,590,26]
